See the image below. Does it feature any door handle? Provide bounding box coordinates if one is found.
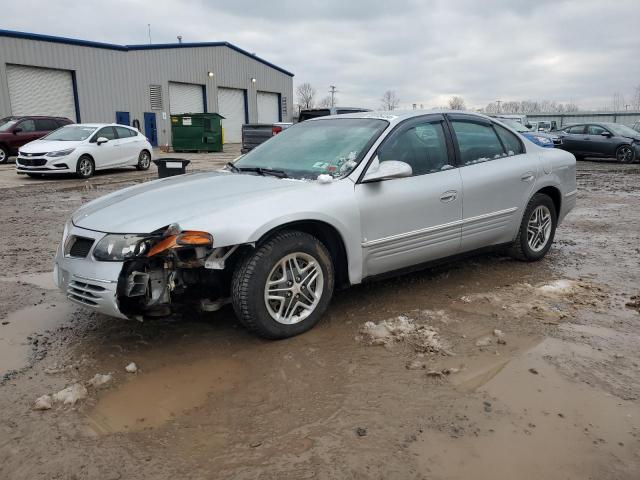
[520,172,535,182]
[440,191,458,202]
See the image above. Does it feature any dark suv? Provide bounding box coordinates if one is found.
[0,116,73,163]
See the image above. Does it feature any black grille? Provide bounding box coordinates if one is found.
[18,158,47,166]
[553,138,562,146]
[68,237,94,258]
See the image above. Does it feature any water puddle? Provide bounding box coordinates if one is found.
[86,356,247,434]
[0,271,58,290]
[410,337,640,479]
[0,303,73,376]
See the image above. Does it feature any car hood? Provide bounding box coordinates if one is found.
[73,171,313,233]
[523,131,558,139]
[20,140,80,153]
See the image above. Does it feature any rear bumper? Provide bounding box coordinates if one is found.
[54,224,127,319]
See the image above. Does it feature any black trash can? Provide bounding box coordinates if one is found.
[153,158,191,178]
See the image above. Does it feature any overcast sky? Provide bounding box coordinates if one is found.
[2,0,639,110]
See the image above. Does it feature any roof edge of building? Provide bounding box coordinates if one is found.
[0,29,294,77]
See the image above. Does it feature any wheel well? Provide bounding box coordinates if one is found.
[536,186,561,216]
[257,221,350,289]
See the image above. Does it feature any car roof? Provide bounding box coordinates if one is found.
[65,123,135,128]
[308,109,495,125]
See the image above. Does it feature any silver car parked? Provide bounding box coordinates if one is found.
[55,110,576,338]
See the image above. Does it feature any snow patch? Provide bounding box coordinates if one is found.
[52,383,87,405]
[88,373,113,388]
[357,315,443,352]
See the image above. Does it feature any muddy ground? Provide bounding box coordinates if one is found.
[0,159,639,479]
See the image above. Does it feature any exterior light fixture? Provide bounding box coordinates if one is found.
[251,77,257,83]
[207,71,214,78]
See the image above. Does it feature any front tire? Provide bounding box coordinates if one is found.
[616,144,635,163]
[509,193,557,261]
[136,150,151,170]
[76,155,95,178]
[231,230,335,339]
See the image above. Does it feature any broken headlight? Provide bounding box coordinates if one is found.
[93,234,152,261]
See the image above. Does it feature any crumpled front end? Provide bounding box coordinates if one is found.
[54,222,241,320]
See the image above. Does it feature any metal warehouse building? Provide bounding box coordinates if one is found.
[0,29,293,146]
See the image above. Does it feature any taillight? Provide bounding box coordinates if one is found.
[272,126,283,136]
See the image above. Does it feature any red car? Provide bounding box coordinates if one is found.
[0,116,73,163]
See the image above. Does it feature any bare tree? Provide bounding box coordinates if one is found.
[296,82,316,110]
[318,96,333,108]
[611,92,624,111]
[448,96,466,110]
[633,85,640,111]
[380,90,400,111]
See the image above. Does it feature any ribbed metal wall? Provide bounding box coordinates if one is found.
[0,35,294,145]
[527,112,640,128]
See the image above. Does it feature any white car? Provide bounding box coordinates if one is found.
[16,123,153,178]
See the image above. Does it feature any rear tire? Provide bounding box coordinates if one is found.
[136,150,151,170]
[231,230,335,339]
[509,193,557,262]
[0,145,8,164]
[76,155,94,179]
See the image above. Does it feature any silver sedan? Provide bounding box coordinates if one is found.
[54,110,576,338]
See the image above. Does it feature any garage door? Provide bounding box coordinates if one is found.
[218,87,245,143]
[257,91,280,124]
[168,82,204,115]
[6,64,76,121]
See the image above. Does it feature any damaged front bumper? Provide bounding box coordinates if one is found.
[54,223,237,320]
[54,225,127,319]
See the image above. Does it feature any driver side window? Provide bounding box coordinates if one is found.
[587,125,606,135]
[377,120,450,176]
[91,126,117,142]
[18,119,36,132]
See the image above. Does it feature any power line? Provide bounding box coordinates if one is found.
[329,85,337,107]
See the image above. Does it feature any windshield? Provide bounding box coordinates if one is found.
[606,123,638,137]
[0,117,18,131]
[235,118,388,179]
[43,125,97,141]
[497,118,531,132]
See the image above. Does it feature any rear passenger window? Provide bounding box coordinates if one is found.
[378,120,451,176]
[35,119,58,131]
[566,125,585,134]
[494,124,524,155]
[115,126,135,138]
[450,121,506,166]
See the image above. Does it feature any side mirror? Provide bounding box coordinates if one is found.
[601,131,612,137]
[13,127,22,134]
[96,137,109,145]
[363,159,412,183]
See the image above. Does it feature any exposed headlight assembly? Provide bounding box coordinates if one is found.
[93,230,214,261]
[47,148,75,157]
[93,234,152,261]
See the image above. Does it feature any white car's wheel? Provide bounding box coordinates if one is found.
[76,155,95,179]
[136,150,151,170]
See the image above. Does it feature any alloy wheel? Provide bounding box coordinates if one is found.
[0,149,6,163]
[617,145,634,163]
[527,205,552,252]
[139,151,151,168]
[264,252,324,325]
[79,158,92,177]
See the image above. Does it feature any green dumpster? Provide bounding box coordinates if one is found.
[171,113,224,152]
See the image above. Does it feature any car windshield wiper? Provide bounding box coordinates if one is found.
[225,161,241,172]
[233,166,289,178]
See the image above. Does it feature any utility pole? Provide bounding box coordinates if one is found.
[496,100,501,113]
[329,85,337,107]
[148,24,152,44]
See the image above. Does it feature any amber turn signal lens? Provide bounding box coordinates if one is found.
[147,235,178,257]
[176,231,213,246]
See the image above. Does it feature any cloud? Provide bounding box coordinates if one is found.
[2,0,638,110]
